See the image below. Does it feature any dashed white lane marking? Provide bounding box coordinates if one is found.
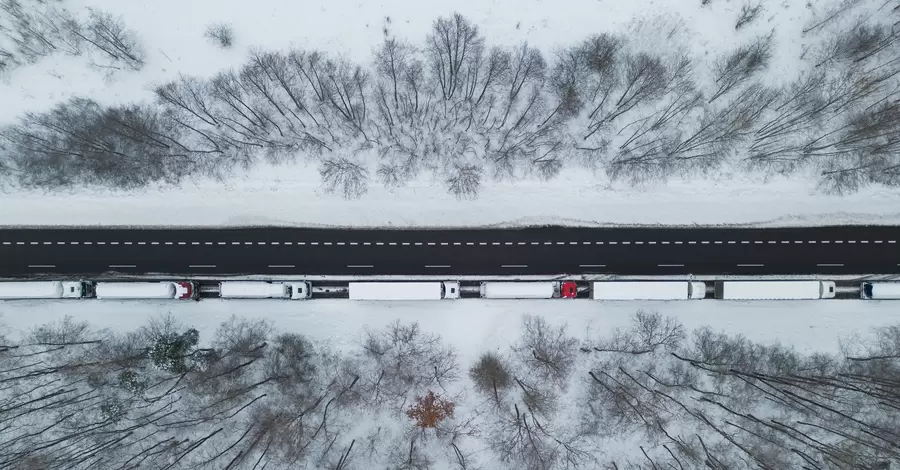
[165,242,174,245]
[754,241,763,244]
[848,241,856,244]
[501,264,528,268]
[284,242,293,245]
[505,242,513,245]
[375,242,383,246]
[453,242,461,246]
[138,242,146,245]
[702,241,710,244]
[259,241,268,245]
[817,263,844,267]
[688,241,697,244]
[741,241,749,244]
[204,242,212,245]
[835,241,844,244]
[737,264,764,267]
[415,242,423,246]
[269,264,295,268]
[56,241,65,245]
[648,241,656,245]
[890,240,897,243]
[466,242,474,246]
[662,241,671,245]
[388,242,397,246]
[860,240,868,244]
[875,240,882,244]
[30,241,38,245]
[780,241,789,244]
[622,241,631,245]
[425,265,451,268]
[635,241,644,245]
[347,264,373,268]
[17,242,24,245]
[441,242,449,246]
[714,241,722,244]
[109,264,136,268]
[189,264,216,268]
[675,241,683,244]
[28,264,55,268]
[658,264,684,267]
[579,264,607,268]
[351,242,359,246]
[609,241,618,245]
[1,242,9,245]
[428,242,436,246]
[178,242,187,245]
[217,242,225,245]
[533,242,541,245]
[337,242,346,245]
[43,241,52,245]
[821,240,830,244]
[493,242,501,245]
[768,241,776,244]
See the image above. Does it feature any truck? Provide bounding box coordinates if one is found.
[219,281,311,300]
[348,282,460,300]
[714,281,836,300]
[95,281,198,300]
[479,282,558,299]
[591,281,706,300]
[0,281,93,300]
[861,282,900,300]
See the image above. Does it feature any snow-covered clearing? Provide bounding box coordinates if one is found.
[2,165,899,227]
[3,0,900,227]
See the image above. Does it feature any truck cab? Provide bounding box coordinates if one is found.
[288,282,312,300]
[175,281,197,300]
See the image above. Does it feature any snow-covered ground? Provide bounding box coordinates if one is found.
[3,299,898,358]
[2,165,899,227]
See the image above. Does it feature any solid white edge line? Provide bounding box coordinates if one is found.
[347,265,374,268]
[109,265,136,268]
[425,265,451,268]
[268,265,295,268]
[579,264,606,268]
[658,264,685,267]
[188,265,216,268]
[28,265,56,268]
[737,264,764,267]
[501,265,528,268]
[816,263,844,267]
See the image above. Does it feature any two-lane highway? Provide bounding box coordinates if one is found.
[0,226,898,276]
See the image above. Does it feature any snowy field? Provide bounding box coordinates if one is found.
[2,165,900,227]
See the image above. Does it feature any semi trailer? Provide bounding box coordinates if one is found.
[861,282,900,300]
[590,281,707,300]
[481,282,562,299]
[219,281,311,299]
[714,281,836,300]
[348,282,460,300]
[0,281,93,300]
[95,281,198,300]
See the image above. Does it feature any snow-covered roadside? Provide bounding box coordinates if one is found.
[2,166,899,227]
[3,299,898,359]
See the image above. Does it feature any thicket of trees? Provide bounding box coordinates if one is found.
[0,0,145,76]
[1,311,898,469]
[2,0,900,197]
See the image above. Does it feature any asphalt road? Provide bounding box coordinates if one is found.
[0,226,898,277]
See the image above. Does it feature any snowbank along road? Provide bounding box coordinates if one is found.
[0,226,898,276]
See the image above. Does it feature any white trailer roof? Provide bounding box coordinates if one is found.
[95,282,175,299]
[591,282,689,300]
[867,282,900,299]
[349,282,443,300]
[481,282,555,299]
[0,282,63,299]
[220,282,288,298]
[718,281,823,300]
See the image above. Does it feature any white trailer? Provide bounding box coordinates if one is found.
[0,281,90,299]
[714,281,836,300]
[479,282,556,299]
[348,282,459,300]
[591,281,706,300]
[861,282,900,300]
[95,282,196,300]
[219,281,310,300]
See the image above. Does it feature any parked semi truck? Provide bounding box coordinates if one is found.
[714,281,836,300]
[0,281,93,300]
[95,281,198,300]
[479,281,577,299]
[591,281,706,300]
[219,281,311,299]
[861,282,900,300]
[349,282,460,300]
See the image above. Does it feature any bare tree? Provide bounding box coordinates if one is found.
[469,352,512,404]
[594,310,686,355]
[359,321,459,408]
[708,34,773,103]
[204,22,234,49]
[426,13,485,101]
[71,9,145,73]
[734,1,764,30]
[319,156,369,198]
[444,163,481,199]
[512,315,578,387]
